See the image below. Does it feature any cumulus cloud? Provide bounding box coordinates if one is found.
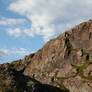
[7,28,22,37]
[24,29,35,37]
[0,48,30,56]
[0,17,26,26]
[9,48,30,56]
[7,28,35,37]
[8,0,92,41]
[0,49,8,60]
[0,48,31,62]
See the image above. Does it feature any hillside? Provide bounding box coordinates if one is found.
[0,20,92,92]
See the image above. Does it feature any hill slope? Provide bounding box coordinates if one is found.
[0,20,92,92]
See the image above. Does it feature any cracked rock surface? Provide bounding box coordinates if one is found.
[1,20,92,92]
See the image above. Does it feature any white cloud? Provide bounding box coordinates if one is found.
[8,0,92,41]
[0,48,30,56]
[24,29,35,37]
[7,28,22,37]
[0,49,8,54]
[0,48,31,62]
[0,17,26,26]
[10,48,30,56]
[0,49,9,60]
[7,28,36,38]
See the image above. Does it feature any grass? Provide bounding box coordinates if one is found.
[81,80,87,83]
[72,60,92,80]
[59,85,70,92]
[55,82,70,92]
[82,51,88,55]
[56,76,69,80]
[84,75,92,80]
[0,87,21,92]
[70,48,81,51]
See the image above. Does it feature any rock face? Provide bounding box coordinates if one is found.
[0,20,92,92]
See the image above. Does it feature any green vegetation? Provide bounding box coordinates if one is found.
[84,75,92,80]
[16,62,23,67]
[82,51,88,55]
[67,43,73,50]
[59,85,70,92]
[0,76,6,81]
[81,80,87,83]
[64,33,73,52]
[55,59,92,82]
[65,35,72,40]
[72,59,92,80]
[0,75,6,83]
[55,82,70,92]
[0,87,21,92]
[84,23,89,27]
[64,33,72,43]
[70,48,81,51]
[56,76,69,80]
[84,21,91,28]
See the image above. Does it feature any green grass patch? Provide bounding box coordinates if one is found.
[59,85,70,92]
[72,60,92,79]
[56,82,70,92]
[70,48,81,51]
[56,76,69,80]
[82,80,87,83]
[82,51,88,55]
[0,87,22,92]
[83,76,92,80]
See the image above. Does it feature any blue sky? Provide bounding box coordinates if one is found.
[0,0,92,63]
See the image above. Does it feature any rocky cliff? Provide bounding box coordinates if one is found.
[0,20,92,92]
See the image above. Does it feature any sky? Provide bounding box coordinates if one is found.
[0,0,92,63]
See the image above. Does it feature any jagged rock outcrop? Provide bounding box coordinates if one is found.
[0,20,92,92]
